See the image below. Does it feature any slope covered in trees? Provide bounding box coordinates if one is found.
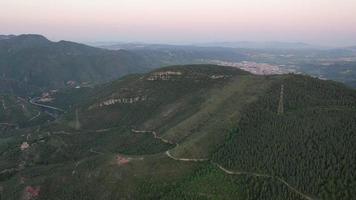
[213,75,356,200]
[0,65,355,199]
[0,34,150,95]
[0,95,51,129]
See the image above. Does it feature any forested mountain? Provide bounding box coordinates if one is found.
[298,61,356,88]
[0,95,50,129]
[0,65,355,199]
[3,34,353,98]
[98,42,356,88]
[0,35,16,40]
[98,43,248,67]
[0,34,152,96]
[212,75,356,199]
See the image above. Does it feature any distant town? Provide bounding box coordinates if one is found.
[206,60,295,75]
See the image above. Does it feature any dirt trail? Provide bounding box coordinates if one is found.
[0,123,18,129]
[29,97,65,112]
[94,128,113,133]
[29,111,41,121]
[213,163,315,200]
[0,123,17,126]
[133,129,316,200]
[72,160,83,175]
[2,99,6,110]
[89,148,104,155]
[25,126,316,200]
[132,129,176,145]
[52,131,72,135]
[278,84,284,114]
[165,151,208,162]
[75,108,81,130]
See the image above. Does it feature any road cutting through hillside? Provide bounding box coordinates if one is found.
[131,129,316,200]
[29,97,65,112]
[1,99,6,110]
[29,111,41,121]
[21,127,316,200]
[0,123,18,129]
[165,151,208,162]
[131,129,176,145]
[213,163,315,200]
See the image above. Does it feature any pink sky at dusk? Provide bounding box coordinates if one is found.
[0,0,356,46]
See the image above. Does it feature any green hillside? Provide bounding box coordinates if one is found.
[0,65,355,200]
[57,65,271,159]
[0,34,150,96]
[212,75,356,199]
[0,95,51,129]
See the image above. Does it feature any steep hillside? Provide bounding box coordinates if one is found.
[0,35,16,40]
[298,61,356,88]
[212,75,356,199]
[0,79,39,96]
[57,65,271,158]
[0,95,51,129]
[0,34,149,95]
[0,65,355,200]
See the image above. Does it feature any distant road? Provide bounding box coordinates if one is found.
[29,97,65,112]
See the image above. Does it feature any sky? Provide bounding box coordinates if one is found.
[0,0,356,46]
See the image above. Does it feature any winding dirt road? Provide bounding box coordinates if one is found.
[29,97,65,112]
[131,129,176,145]
[132,129,316,200]
[165,151,208,162]
[213,163,315,200]
[29,111,41,121]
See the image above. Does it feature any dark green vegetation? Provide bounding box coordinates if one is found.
[0,95,51,129]
[59,65,272,159]
[0,35,15,41]
[115,45,248,67]
[213,75,356,200]
[299,62,356,88]
[0,34,153,96]
[153,165,305,200]
[0,65,355,200]
[2,34,355,98]
[0,79,39,97]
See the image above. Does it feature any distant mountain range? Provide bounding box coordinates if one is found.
[1,34,355,97]
[0,34,152,95]
[194,41,324,49]
[95,41,329,50]
[0,35,16,40]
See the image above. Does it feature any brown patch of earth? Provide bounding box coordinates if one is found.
[116,155,130,166]
[20,142,30,151]
[23,186,40,200]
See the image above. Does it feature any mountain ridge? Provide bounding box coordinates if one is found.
[0,34,153,96]
[0,65,355,199]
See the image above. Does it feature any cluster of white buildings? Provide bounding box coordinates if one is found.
[208,60,290,75]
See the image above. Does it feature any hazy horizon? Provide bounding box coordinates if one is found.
[1,0,356,46]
